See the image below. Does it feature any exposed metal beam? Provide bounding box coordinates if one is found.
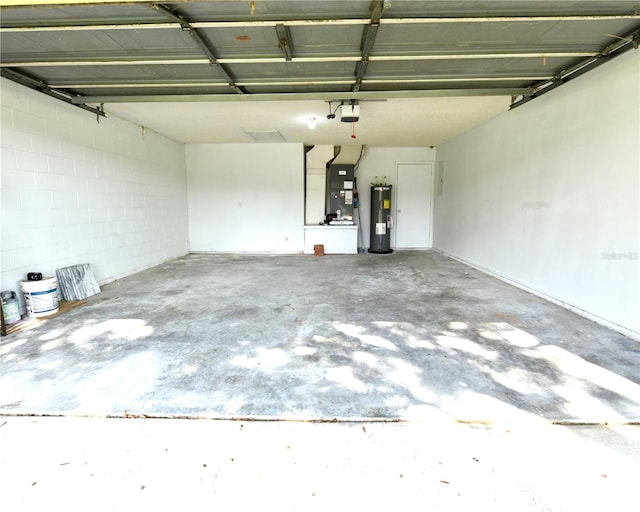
[150,3,188,27]
[0,59,211,67]
[222,56,362,64]
[0,51,596,68]
[0,68,105,117]
[370,52,596,61]
[511,28,640,108]
[149,3,244,95]
[275,23,294,61]
[364,76,553,84]
[50,76,550,89]
[51,80,357,88]
[0,19,371,33]
[193,18,369,28]
[3,14,640,33]
[0,23,179,32]
[0,0,152,5]
[0,56,363,66]
[236,80,356,87]
[380,15,640,24]
[353,0,386,93]
[51,82,233,89]
[69,88,535,105]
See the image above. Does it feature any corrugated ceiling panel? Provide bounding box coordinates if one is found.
[1,0,638,103]
[366,57,578,77]
[196,26,285,59]
[381,0,640,17]
[1,28,198,56]
[0,4,162,27]
[228,61,356,81]
[242,83,352,95]
[181,1,372,21]
[16,63,228,83]
[373,21,634,55]
[287,25,363,57]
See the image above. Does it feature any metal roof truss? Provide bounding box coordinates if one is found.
[0,1,639,114]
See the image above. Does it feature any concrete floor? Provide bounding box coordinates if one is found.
[1,250,639,510]
[2,250,638,422]
[1,416,639,512]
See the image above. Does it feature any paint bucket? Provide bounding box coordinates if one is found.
[21,277,59,318]
[1,290,21,324]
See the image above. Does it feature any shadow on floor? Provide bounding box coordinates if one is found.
[2,251,639,423]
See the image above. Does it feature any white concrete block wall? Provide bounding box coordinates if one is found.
[1,78,189,310]
[434,51,640,338]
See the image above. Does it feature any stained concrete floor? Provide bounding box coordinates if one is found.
[1,250,639,510]
[2,250,639,422]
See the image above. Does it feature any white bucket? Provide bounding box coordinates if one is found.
[21,277,59,318]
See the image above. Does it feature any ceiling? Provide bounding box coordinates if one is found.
[1,0,639,146]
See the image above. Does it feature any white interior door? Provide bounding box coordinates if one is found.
[395,162,434,248]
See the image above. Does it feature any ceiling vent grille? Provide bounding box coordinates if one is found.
[244,130,286,142]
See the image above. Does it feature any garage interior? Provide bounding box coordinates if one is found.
[1,1,639,510]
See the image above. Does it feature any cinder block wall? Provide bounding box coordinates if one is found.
[0,78,189,310]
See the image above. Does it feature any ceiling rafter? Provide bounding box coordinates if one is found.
[68,87,536,105]
[0,19,371,33]
[3,14,640,32]
[0,1,638,110]
[353,0,387,93]
[0,67,105,117]
[0,51,597,68]
[96,79,357,88]
[379,14,640,24]
[149,3,245,95]
[275,23,294,61]
[48,76,552,91]
[512,27,640,108]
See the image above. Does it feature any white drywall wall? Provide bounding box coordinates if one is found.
[356,147,436,249]
[0,78,189,309]
[434,51,640,337]
[186,143,304,252]
[305,145,333,225]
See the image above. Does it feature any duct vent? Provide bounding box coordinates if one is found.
[332,145,363,165]
[244,130,286,142]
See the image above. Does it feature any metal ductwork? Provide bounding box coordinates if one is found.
[330,145,364,165]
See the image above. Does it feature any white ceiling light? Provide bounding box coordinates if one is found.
[307,117,317,129]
